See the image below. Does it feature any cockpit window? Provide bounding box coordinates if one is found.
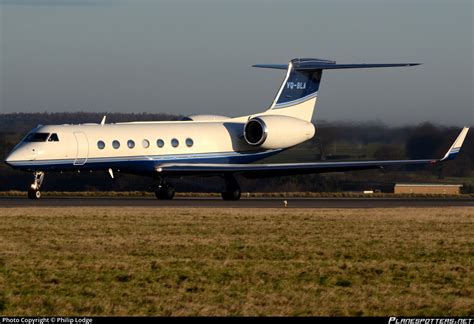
[48,133,59,142]
[25,133,50,142]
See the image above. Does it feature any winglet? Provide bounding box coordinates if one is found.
[440,127,469,161]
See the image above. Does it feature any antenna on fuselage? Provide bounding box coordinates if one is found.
[100,115,107,126]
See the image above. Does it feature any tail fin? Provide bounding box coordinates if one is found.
[254,58,420,122]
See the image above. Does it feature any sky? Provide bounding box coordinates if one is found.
[0,0,472,126]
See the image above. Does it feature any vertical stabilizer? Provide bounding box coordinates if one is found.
[253,58,420,122]
[262,59,324,121]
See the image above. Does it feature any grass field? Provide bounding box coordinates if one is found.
[0,207,473,316]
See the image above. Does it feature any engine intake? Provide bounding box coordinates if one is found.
[244,117,267,145]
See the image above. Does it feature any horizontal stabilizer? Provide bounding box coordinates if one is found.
[253,58,421,71]
[252,64,289,70]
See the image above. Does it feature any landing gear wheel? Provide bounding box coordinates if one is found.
[221,189,241,201]
[155,185,175,200]
[221,174,241,201]
[27,171,45,200]
[28,189,41,200]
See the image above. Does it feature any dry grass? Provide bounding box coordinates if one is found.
[0,207,473,316]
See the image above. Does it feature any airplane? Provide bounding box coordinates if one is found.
[4,58,469,200]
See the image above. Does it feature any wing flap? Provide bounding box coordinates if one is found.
[155,159,435,177]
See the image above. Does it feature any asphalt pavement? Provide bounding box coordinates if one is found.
[1,196,473,208]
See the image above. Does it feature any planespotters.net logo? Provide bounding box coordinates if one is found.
[389,318,473,324]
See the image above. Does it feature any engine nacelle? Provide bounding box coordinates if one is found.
[243,115,315,149]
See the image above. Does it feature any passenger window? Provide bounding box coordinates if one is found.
[127,140,135,149]
[171,138,179,148]
[185,138,193,147]
[142,139,150,148]
[97,141,105,149]
[157,139,164,148]
[48,133,59,142]
[112,140,120,149]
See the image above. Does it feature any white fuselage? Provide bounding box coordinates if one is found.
[5,116,316,175]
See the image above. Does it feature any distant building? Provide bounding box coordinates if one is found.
[394,183,463,195]
[342,182,394,193]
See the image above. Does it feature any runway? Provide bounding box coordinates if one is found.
[1,196,473,208]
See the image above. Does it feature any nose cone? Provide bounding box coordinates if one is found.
[5,150,20,166]
[4,145,38,168]
[5,152,15,166]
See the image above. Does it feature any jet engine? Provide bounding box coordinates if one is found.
[243,115,315,149]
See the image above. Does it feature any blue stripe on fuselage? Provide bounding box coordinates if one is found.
[6,150,282,175]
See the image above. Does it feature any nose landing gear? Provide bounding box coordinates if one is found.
[28,171,45,199]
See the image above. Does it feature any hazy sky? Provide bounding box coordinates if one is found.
[0,0,472,125]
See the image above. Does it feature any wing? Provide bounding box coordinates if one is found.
[155,127,469,177]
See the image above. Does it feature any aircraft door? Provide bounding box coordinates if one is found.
[73,131,89,165]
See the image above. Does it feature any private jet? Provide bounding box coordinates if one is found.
[5,58,469,199]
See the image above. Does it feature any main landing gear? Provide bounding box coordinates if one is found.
[221,174,241,201]
[152,175,241,201]
[28,171,44,199]
[154,180,176,200]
